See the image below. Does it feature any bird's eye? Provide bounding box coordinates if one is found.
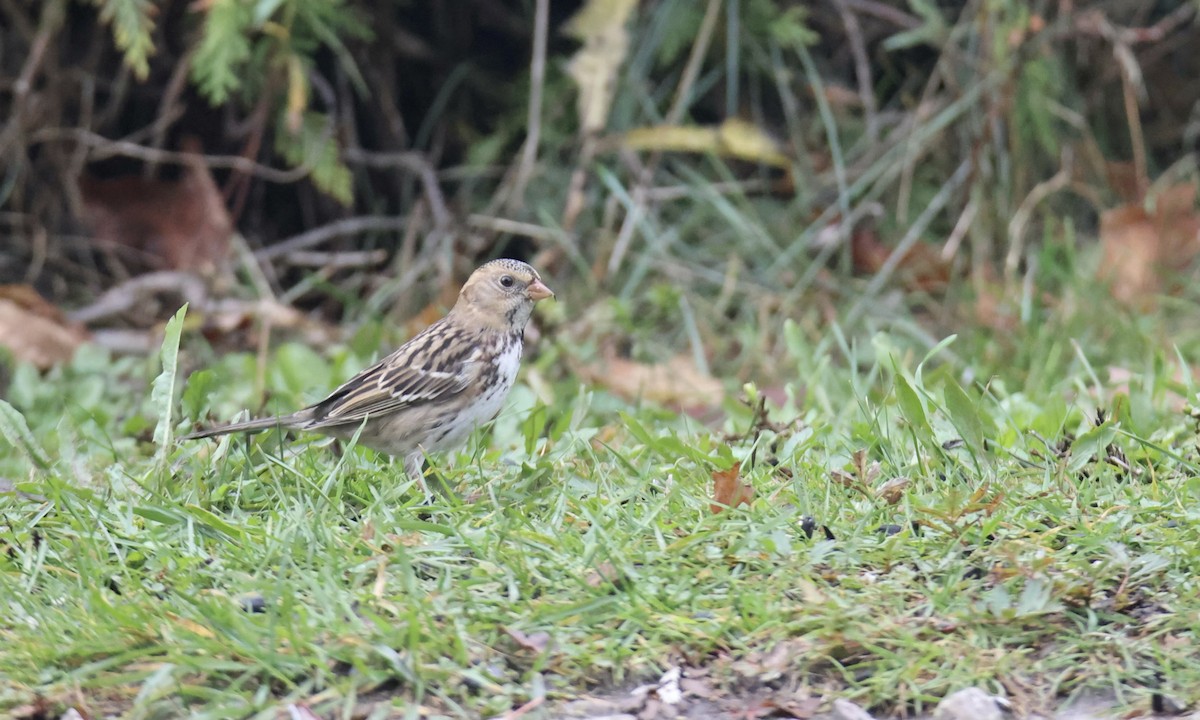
[499,275,515,288]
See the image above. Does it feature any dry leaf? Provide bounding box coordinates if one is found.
[851,449,881,485]
[503,626,550,653]
[621,118,790,168]
[0,285,89,368]
[876,477,911,505]
[851,229,953,292]
[1098,205,1160,305]
[580,352,725,410]
[79,136,232,274]
[564,0,637,134]
[584,560,623,588]
[830,468,862,492]
[710,465,754,513]
[1097,182,1200,306]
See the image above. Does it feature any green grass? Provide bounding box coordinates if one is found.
[3,283,1200,719]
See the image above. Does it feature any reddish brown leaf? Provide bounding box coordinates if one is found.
[0,285,89,368]
[711,465,754,513]
[1098,205,1160,305]
[876,476,911,505]
[79,136,232,274]
[1098,182,1200,306]
[851,230,953,292]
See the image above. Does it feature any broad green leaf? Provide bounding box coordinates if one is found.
[943,378,987,453]
[185,504,246,541]
[1067,421,1118,475]
[0,399,50,470]
[894,374,931,438]
[152,304,188,453]
[133,505,187,525]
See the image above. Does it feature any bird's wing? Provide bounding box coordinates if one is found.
[304,326,482,428]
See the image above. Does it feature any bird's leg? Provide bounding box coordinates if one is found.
[404,451,433,504]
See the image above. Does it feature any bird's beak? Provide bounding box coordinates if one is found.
[527,278,555,302]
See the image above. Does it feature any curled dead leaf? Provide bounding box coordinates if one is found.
[1097,182,1200,306]
[0,285,89,368]
[503,626,551,653]
[584,560,624,588]
[876,477,911,505]
[711,465,754,513]
[851,229,953,293]
[79,136,232,274]
[580,351,725,410]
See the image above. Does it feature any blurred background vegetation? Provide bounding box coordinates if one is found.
[2,0,1200,379]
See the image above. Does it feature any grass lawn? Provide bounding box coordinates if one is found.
[2,285,1199,719]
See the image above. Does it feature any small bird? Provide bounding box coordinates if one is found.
[184,259,554,498]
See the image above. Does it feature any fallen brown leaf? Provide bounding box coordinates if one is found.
[581,352,725,410]
[503,626,551,653]
[584,560,623,588]
[1098,205,1160,305]
[876,476,911,505]
[79,136,232,274]
[711,464,754,513]
[0,285,89,368]
[1097,182,1200,306]
[851,229,953,292]
[851,449,881,485]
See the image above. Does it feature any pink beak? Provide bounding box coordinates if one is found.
[528,278,555,301]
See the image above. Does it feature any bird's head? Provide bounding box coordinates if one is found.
[453,259,554,332]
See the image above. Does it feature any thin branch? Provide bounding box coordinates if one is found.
[342,148,451,229]
[505,0,549,214]
[255,216,411,260]
[834,0,879,144]
[31,127,312,183]
[666,0,722,124]
[840,0,921,29]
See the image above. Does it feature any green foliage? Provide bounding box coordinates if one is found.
[91,0,156,78]
[151,304,187,454]
[274,111,354,205]
[6,285,1200,716]
[0,399,50,470]
[190,0,254,104]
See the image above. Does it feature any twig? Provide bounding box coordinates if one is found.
[1006,153,1072,278]
[845,158,972,327]
[283,249,388,268]
[941,194,978,260]
[31,128,312,183]
[0,0,66,158]
[146,49,195,175]
[666,0,721,125]
[834,0,879,144]
[67,271,208,324]
[1074,5,1195,46]
[342,148,451,229]
[840,0,921,29]
[505,0,549,214]
[491,696,544,720]
[255,216,411,260]
[608,0,721,278]
[467,214,569,244]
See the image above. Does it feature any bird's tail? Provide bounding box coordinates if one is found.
[181,413,304,441]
